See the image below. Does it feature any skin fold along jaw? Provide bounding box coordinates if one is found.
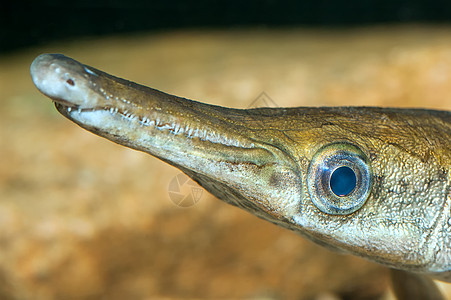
[31,54,451,298]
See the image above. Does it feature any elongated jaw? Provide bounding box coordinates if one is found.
[30,54,302,222]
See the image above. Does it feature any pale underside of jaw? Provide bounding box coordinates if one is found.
[57,103,256,149]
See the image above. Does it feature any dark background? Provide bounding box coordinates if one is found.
[2,0,451,53]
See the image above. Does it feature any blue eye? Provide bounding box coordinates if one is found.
[307,143,372,215]
[330,166,357,197]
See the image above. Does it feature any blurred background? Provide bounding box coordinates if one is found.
[1,1,451,299]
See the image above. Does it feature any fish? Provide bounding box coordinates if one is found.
[31,54,451,299]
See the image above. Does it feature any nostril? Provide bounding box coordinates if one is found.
[66,78,75,86]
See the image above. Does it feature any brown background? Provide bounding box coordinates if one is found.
[0,26,450,299]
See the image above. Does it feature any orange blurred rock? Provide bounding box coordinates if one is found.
[0,26,450,299]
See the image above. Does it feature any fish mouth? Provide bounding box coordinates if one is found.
[31,53,302,224]
[54,100,257,149]
[32,53,258,148]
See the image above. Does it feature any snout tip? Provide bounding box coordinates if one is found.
[31,54,69,95]
[30,53,87,104]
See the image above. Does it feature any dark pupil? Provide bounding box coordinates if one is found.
[330,166,357,197]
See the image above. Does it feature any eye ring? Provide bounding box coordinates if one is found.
[307,143,372,215]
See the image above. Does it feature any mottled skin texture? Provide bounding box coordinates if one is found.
[31,54,451,299]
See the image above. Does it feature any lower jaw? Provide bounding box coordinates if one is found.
[55,102,256,150]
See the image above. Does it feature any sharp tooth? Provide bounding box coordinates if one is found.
[201,129,207,139]
[182,125,188,135]
[187,128,194,137]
